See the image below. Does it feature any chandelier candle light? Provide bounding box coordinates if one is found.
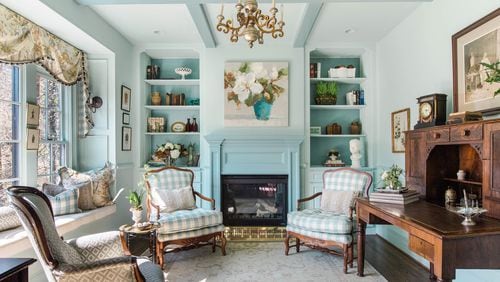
[217,0,285,48]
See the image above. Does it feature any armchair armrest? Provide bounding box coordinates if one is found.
[297,192,322,211]
[67,231,126,262]
[194,191,216,210]
[53,256,144,282]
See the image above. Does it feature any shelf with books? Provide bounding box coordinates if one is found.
[310,77,366,84]
[144,105,200,111]
[144,79,200,86]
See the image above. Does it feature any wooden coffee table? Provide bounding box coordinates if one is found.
[119,223,160,264]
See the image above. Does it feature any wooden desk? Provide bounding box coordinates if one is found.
[356,198,500,282]
[0,258,36,282]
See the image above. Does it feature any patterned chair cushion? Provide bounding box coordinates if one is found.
[287,209,353,234]
[46,188,81,216]
[157,208,222,234]
[157,225,225,242]
[286,225,353,244]
[0,206,21,231]
[323,169,370,192]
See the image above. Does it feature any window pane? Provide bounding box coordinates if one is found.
[47,79,61,108]
[0,102,19,141]
[37,76,47,105]
[47,110,61,140]
[0,181,17,206]
[39,108,46,139]
[38,143,50,175]
[51,143,65,173]
[0,143,18,179]
[0,64,16,102]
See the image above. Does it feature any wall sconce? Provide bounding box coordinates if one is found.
[89,96,103,113]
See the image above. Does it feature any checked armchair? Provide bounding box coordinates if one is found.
[7,186,163,282]
[284,168,372,274]
[144,167,226,269]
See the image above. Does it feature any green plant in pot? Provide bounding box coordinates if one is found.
[315,81,337,105]
[480,61,500,96]
[127,189,144,226]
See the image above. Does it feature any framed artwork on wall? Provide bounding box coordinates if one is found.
[224,61,289,127]
[122,126,131,151]
[121,85,131,112]
[26,103,40,126]
[122,113,130,125]
[391,108,410,153]
[26,128,40,150]
[452,8,500,115]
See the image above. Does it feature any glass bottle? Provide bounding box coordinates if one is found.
[192,118,199,132]
[186,118,192,132]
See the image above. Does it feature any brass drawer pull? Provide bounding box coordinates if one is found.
[433,132,441,139]
[462,129,471,136]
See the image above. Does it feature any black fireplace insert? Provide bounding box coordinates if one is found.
[221,175,287,226]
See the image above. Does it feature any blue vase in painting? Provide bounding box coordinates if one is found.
[253,98,272,120]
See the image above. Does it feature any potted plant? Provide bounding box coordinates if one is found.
[480,61,500,96]
[127,189,144,226]
[380,165,404,190]
[152,142,188,166]
[315,81,337,105]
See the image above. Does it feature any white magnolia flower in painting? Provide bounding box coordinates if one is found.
[270,67,279,80]
[250,62,268,79]
[233,72,264,96]
[170,149,181,159]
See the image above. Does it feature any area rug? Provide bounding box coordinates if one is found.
[159,242,386,282]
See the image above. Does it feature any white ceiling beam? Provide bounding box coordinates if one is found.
[186,4,217,48]
[293,3,322,48]
[76,0,432,5]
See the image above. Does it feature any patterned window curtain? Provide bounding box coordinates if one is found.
[0,5,94,137]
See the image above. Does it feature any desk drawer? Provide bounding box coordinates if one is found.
[450,124,482,142]
[409,235,434,262]
[426,128,449,143]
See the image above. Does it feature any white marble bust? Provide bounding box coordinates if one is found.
[350,139,362,169]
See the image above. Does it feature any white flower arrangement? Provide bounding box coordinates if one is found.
[380,164,404,190]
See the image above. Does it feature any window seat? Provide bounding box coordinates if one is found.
[0,204,116,257]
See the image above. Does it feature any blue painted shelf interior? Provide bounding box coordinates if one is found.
[309,56,367,167]
[145,56,201,167]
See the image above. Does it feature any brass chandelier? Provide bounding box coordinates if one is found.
[216,0,285,48]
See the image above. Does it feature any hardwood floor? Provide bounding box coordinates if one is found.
[129,234,430,281]
[366,235,430,282]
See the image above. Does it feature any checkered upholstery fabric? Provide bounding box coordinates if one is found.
[157,225,225,242]
[145,169,193,191]
[287,209,352,234]
[323,169,370,193]
[46,189,81,216]
[286,225,353,244]
[157,208,223,234]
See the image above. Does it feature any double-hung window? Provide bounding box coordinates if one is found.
[36,72,68,186]
[0,64,20,205]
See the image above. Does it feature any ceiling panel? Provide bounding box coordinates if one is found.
[308,2,421,44]
[91,4,202,45]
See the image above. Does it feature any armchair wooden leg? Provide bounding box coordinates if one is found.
[212,236,216,253]
[343,244,348,274]
[296,238,300,253]
[349,244,354,268]
[220,232,227,256]
[156,241,165,270]
[284,233,290,256]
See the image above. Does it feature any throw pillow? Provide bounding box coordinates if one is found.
[42,183,66,196]
[58,167,92,186]
[87,162,115,207]
[152,186,196,213]
[0,206,21,231]
[68,182,96,210]
[320,189,358,216]
[45,189,81,216]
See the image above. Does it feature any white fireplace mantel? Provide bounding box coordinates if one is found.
[205,133,304,211]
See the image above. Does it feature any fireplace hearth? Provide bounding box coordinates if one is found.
[221,175,287,227]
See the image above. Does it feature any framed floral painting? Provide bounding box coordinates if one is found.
[391,108,410,153]
[224,61,289,127]
[452,9,500,115]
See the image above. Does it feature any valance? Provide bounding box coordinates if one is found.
[0,5,93,137]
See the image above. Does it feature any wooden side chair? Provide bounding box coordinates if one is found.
[7,186,163,282]
[144,167,226,269]
[284,168,372,274]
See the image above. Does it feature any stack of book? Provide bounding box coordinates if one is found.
[447,111,483,124]
[369,190,420,205]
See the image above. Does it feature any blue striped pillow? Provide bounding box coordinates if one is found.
[46,188,81,216]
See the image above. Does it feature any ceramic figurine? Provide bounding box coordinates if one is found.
[350,139,362,169]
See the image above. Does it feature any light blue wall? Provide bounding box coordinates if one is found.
[375,0,500,281]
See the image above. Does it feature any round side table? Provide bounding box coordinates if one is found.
[119,223,160,265]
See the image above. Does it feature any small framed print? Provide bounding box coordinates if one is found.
[391,108,410,153]
[171,121,186,132]
[27,103,40,126]
[122,126,132,151]
[121,85,131,112]
[310,126,321,135]
[27,128,40,150]
[122,113,130,125]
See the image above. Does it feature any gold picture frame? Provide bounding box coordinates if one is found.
[26,128,40,150]
[391,108,410,153]
[26,103,40,126]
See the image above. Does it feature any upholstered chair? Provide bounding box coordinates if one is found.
[144,167,226,269]
[284,168,372,274]
[7,186,164,282]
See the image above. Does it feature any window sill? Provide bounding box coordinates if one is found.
[0,204,116,257]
